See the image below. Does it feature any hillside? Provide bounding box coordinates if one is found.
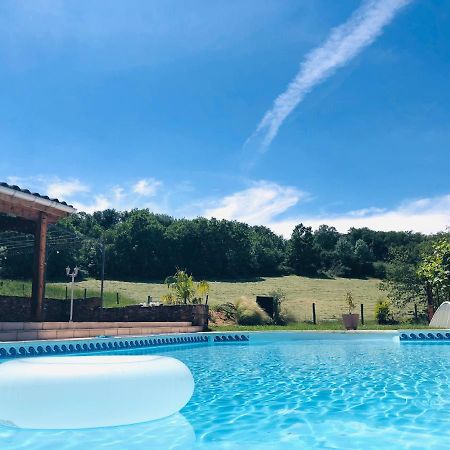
[67,275,382,322]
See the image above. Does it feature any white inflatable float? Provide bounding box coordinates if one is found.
[0,355,194,429]
[430,301,450,328]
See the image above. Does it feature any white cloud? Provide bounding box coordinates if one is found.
[6,175,89,200]
[73,178,164,213]
[4,174,165,213]
[204,181,306,225]
[71,195,111,214]
[112,186,125,201]
[247,0,411,150]
[7,174,449,237]
[268,194,450,237]
[46,178,89,199]
[132,178,162,196]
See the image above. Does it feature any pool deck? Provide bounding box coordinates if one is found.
[0,321,203,341]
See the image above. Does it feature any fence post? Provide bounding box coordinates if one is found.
[84,288,87,301]
[147,295,151,305]
[65,286,68,300]
[312,303,316,325]
[100,241,105,306]
[360,304,364,325]
[116,292,119,305]
[414,303,418,322]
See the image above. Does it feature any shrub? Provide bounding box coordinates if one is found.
[213,302,237,320]
[276,305,297,325]
[268,289,296,325]
[209,302,237,325]
[161,293,177,304]
[346,291,356,314]
[375,298,391,324]
[234,297,271,326]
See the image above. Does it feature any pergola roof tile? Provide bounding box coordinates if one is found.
[0,182,73,208]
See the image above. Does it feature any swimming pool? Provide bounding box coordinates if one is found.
[1,331,450,449]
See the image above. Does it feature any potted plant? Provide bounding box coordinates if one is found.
[342,291,359,330]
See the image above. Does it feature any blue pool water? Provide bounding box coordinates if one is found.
[1,332,450,449]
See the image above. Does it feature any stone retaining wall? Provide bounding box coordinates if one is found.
[0,295,208,329]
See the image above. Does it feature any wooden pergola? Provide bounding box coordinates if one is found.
[0,182,76,321]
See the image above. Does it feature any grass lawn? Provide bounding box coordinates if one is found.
[71,275,385,322]
[0,279,136,308]
[1,275,387,320]
[1,275,419,324]
[210,322,428,332]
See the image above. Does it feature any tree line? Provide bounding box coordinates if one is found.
[0,208,444,284]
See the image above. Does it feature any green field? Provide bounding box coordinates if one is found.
[1,275,387,321]
[72,275,384,321]
[0,279,136,308]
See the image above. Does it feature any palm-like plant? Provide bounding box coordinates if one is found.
[164,270,211,304]
[164,270,196,304]
[196,280,210,303]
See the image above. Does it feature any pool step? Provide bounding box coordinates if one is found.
[0,322,203,342]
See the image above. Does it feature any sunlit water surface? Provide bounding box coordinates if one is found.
[1,333,450,450]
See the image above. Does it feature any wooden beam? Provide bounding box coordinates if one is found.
[31,212,48,321]
[0,199,62,224]
[0,194,70,223]
[0,215,35,234]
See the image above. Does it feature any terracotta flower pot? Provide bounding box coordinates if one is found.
[342,313,359,330]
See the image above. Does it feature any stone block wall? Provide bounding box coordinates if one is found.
[0,295,208,329]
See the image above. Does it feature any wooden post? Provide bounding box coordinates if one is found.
[31,212,48,321]
[84,288,87,300]
[360,304,364,325]
[100,241,105,305]
[116,292,119,305]
[414,303,418,323]
[65,285,68,300]
[312,303,316,325]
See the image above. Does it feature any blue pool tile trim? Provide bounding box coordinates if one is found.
[0,332,250,359]
[214,334,249,343]
[399,330,450,342]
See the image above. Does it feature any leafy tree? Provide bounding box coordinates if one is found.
[417,238,450,321]
[354,239,373,262]
[287,224,319,276]
[92,209,122,230]
[353,239,374,277]
[314,225,340,251]
[249,225,286,275]
[332,237,355,277]
[380,247,426,319]
[0,207,435,284]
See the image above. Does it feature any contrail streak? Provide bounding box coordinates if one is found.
[247,0,411,151]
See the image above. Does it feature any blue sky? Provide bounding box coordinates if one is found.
[1,0,449,236]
